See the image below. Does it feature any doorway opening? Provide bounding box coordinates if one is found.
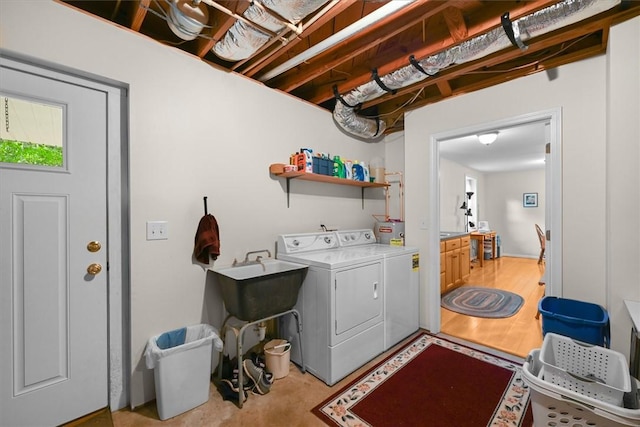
[429,108,563,358]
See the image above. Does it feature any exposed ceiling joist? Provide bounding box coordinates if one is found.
[60,0,640,136]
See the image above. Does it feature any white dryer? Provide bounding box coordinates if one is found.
[337,229,420,350]
[276,231,384,386]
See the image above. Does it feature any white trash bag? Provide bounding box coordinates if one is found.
[144,323,223,370]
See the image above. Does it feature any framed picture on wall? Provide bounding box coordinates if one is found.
[523,192,538,207]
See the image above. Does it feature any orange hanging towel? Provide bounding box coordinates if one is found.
[193,214,220,264]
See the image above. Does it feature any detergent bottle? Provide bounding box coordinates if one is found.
[361,161,370,182]
[344,159,353,179]
[301,148,313,173]
[333,155,345,178]
[352,161,364,181]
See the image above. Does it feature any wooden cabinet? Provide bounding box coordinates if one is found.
[440,235,471,294]
[444,249,460,292]
[440,242,445,293]
[460,235,471,282]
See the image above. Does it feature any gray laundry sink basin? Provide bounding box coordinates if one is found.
[212,260,308,322]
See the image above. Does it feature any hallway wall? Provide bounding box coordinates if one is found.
[403,15,640,357]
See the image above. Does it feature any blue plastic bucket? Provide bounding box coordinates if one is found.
[538,296,610,348]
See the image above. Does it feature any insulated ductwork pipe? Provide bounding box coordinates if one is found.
[211,0,328,61]
[334,0,620,140]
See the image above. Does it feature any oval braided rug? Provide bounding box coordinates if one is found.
[441,286,524,318]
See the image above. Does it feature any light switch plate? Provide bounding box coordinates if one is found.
[420,217,428,229]
[147,221,168,240]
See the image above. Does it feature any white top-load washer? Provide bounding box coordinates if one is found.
[336,229,420,350]
[276,231,385,386]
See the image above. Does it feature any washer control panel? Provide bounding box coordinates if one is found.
[277,232,338,254]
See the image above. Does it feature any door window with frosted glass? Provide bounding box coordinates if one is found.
[1,95,64,168]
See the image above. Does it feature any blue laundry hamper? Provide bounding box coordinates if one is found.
[538,296,610,348]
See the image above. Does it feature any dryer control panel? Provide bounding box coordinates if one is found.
[336,229,376,247]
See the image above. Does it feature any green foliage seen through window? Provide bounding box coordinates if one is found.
[0,139,63,167]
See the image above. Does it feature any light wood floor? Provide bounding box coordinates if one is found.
[440,256,546,359]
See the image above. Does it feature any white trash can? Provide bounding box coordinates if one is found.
[144,324,223,420]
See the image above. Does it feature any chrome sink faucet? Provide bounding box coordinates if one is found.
[244,249,271,262]
[232,249,272,267]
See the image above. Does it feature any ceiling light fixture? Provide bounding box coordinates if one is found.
[478,132,499,145]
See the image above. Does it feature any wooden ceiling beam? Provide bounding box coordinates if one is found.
[130,0,150,32]
[305,0,560,105]
[361,16,615,112]
[442,6,468,43]
[401,41,606,116]
[240,0,359,77]
[436,80,453,97]
[264,1,450,92]
[196,1,251,58]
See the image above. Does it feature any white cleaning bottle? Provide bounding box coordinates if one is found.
[361,161,370,182]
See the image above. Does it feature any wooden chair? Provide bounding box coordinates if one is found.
[535,224,545,264]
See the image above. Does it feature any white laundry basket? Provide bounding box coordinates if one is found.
[523,349,640,427]
[539,333,631,406]
[144,324,223,420]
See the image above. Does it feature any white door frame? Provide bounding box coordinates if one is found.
[427,108,562,333]
[0,50,130,412]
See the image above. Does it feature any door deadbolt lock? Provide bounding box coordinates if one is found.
[87,263,102,275]
[87,241,101,252]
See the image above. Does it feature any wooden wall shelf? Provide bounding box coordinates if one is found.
[269,163,388,207]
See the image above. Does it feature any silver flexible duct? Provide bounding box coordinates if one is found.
[212,0,328,61]
[333,0,620,140]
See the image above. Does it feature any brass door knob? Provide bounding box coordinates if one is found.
[87,241,102,252]
[87,263,102,275]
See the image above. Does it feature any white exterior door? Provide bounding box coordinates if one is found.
[0,59,108,426]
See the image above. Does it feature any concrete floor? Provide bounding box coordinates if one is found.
[110,330,525,427]
[112,332,425,427]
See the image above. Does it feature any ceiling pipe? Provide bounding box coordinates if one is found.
[206,0,329,62]
[233,0,343,74]
[258,0,417,82]
[200,0,285,40]
[333,0,620,140]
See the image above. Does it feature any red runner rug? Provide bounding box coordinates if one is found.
[312,333,533,426]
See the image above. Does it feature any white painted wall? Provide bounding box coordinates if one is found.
[606,15,640,358]
[377,132,405,221]
[0,1,386,408]
[439,157,485,232]
[439,159,544,258]
[484,169,545,258]
[404,15,640,358]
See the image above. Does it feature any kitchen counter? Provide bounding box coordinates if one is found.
[625,300,640,331]
[439,231,470,241]
[624,300,640,380]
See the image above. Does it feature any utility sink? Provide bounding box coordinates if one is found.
[211,259,308,322]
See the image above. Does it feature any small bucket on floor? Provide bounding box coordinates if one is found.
[264,339,291,379]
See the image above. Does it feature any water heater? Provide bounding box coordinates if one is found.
[374,221,405,245]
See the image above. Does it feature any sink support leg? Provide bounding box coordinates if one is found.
[216,309,306,409]
[291,309,305,373]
